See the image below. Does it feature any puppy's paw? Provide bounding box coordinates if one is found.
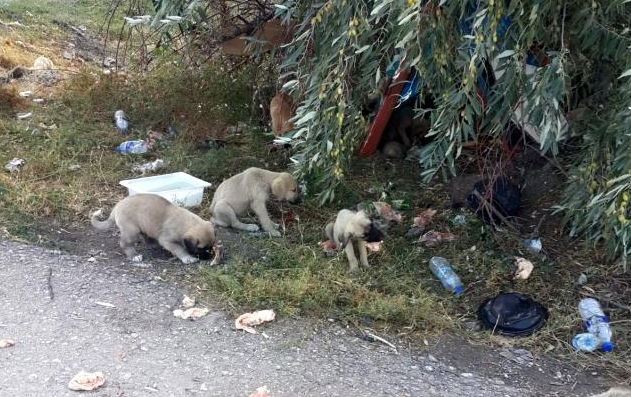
[267,229,282,238]
[244,224,260,232]
[181,255,199,265]
[131,254,143,263]
[360,262,371,270]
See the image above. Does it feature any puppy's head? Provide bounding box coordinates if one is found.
[342,211,384,247]
[183,221,216,260]
[271,172,300,203]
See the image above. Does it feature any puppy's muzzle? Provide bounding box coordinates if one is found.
[364,223,384,243]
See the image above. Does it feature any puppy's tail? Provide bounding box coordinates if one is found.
[90,209,115,231]
[324,222,335,241]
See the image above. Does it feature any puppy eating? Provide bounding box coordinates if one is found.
[324,209,384,273]
[210,167,300,237]
[91,194,215,264]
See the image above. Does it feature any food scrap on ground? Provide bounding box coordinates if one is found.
[235,310,276,334]
[181,295,195,309]
[210,243,224,266]
[372,201,403,223]
[67,371,105,391]
[0,339,15,348]
[248,386,269,397]
[419,231,456,247]
[514,257,534,280]
[173,307,209,320]
[412,208,437,229]
[365,241,382,252]
[319,239,337,254]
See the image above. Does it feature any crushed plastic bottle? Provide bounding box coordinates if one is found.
[522,238,542,254]
[577,298,614,352]
[429,257,464,296]
[572,332,599,352]
[115,140,149,154]
[114,110,129,135]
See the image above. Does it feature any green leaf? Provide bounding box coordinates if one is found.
[619,68,631,79]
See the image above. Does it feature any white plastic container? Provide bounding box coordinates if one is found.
[119,172,211,207]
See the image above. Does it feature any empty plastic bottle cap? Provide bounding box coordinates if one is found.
[601,342,614,353]
[453,285,464,296]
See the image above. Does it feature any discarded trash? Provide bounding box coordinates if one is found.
[499,348,534,367]
[572,332,599,352]
[235,309,276,334]
[514,257,534,280]
[413,208,437,229]
[478,292,548,336]
[577,273,588,285]
[114,110,129,135]
[210,243,224,266]
[69,164,81,171]
[405,226,425,239]
[577,298,614,352]
[103,57,116,68]
[467,177,521,223]
[94,301,116,308]
[18,90,32,98]
[32,98,44,104]
[16,112,32,120]
[429,257,464,295]
[68,371,105,391]
[0,339,15,348]
[359,330,397,351]
[5,158,25,173]
[182,295,195,309]
[32,56,54,70]
[131,159,164,175]
[248,386,269,397]
[420,231,456,247]
[166,126,178,136]
[173,307,209,320]
[452,214,467,226]
[522,238,542,254]
[115,140,150,154]
[39,123,58,130]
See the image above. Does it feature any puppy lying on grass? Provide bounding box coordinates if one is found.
[324,209,384,273]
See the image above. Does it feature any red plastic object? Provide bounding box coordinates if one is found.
[360,68,411,157]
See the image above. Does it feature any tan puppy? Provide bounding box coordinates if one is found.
[91,194,215,264]
[325,209,384,273]
[270,92,296,136]
[210,167,300,237]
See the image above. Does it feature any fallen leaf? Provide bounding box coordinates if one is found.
[373,202,403,223]
[182,295,195,309]
[365,241,382,252]
[173,307,209,320]
[68,371,105,391]
[235,310,276,334]
[413,208,437,228]
[249,386,269,397]
[319,239,337,253]
[419,231,456,247]
[514,257,534,280]
[0,339,15,348]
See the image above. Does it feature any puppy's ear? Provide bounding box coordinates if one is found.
[183,236,198,254]
[271,177,284,198]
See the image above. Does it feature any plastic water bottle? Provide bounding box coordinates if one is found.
[115,140,149,154]
[572,332,599,352]
[429,257,464,296]
[578,298,614,352]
